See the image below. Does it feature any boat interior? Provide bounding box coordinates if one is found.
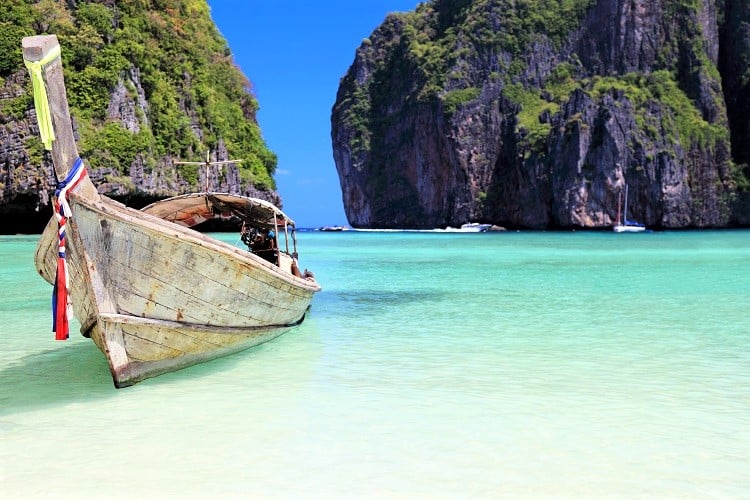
[141,192,313,279]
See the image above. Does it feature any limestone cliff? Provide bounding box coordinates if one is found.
[0,0,277,234]
[332,0,750,229]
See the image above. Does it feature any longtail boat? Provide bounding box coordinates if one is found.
[23,35,320,388]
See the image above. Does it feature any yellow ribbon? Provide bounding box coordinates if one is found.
[23,44,61,151]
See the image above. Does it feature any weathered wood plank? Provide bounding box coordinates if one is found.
[73,202,312,323]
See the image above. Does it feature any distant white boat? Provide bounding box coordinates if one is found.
[438,223,493,233]
[613,184,646,233]
[460,222,493,232]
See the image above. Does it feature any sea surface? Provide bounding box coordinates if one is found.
[1,229,749,498]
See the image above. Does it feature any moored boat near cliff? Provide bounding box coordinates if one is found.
[613,184,646,233]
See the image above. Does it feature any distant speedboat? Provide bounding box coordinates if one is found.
[613,184,646,233]
[459,223,492,232]
[319,225,346,232]
[438,223,492,232]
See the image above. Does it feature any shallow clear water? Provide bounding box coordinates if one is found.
[2,230,749,498]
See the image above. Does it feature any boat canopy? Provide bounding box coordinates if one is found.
[141,193,295,230]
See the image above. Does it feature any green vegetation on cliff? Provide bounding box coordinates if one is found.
[343,0,742,180]
[0,0,275,190]
[502,67,729,155]
[339,0,598,155]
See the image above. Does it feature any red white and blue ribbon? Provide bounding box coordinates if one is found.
[52,157,88,340]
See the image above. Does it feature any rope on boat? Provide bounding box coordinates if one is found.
[23,44,60,150]
[24,44,89,340]
[51,157,88,340]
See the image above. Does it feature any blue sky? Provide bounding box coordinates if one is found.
[208,1,421,228]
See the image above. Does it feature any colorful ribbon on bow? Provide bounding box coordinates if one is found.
[52,158,88,340]
[23,44,60,151]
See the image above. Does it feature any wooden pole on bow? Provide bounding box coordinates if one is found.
[22,34,98,202]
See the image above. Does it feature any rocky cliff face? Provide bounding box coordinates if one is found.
[332,0,750,229]
[0,1,278,234]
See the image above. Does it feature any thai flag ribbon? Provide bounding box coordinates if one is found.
[52,157,88,340]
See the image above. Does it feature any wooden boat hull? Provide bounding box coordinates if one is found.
[35,194,319,388]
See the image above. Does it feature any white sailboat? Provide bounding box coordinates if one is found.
[613,184,646,233]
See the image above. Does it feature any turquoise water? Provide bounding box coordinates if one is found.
[1,230,749,498]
